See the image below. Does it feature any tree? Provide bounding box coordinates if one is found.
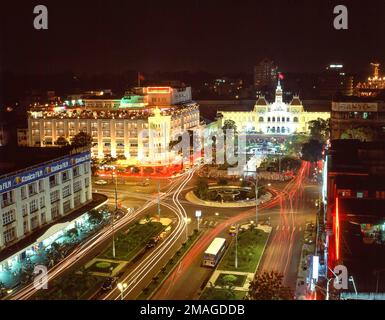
[88,209,104,225]
[55,136,69,146]
[308,118,330,142]
[196,177,209,200]
[70,131,92,147]
[340,126,375,141]
[247,271,293,300]
[301,139,323,163]
[222,119,237,134]
[284,134,309,156]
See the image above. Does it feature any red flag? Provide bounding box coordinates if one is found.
[138,72,145,81]
[278,72,284,80]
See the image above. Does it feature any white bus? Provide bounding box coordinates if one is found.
[202,237,227,267]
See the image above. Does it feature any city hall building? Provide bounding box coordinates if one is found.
[27,86,200,164]
[0,146,92,252]
[217,81,330,134]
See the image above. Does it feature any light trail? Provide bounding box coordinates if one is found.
[103,167,197,300]
[10,173,187,300]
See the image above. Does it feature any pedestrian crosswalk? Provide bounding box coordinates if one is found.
[201,219,219,227]
[275,225,302,231]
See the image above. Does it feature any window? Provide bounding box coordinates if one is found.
[63,200,71,214]
[259,117,264,122]
[50,190,60,203]
[28,183,38,196]
[1,191,14,208]
[30,216,39,230]
[73,166,80,177]
[62,185,71,198]
[21,186,27,199]
[293,117,298,122]
[74,193,81,207]
[29,199,39,213]
[85,177,90,188]
[38,180,45,192]
[51,204,60,219]
[49,174,58,188]
[40,196,46,209]
[2,209,15,225]
[73,180,82,193]
[62,170,70,182]
[83,163,89,174]
[41,212,46,224]
[3,228,16,244]
[272,117,276,122]
[23,220,29,234]
[22,204,28,217]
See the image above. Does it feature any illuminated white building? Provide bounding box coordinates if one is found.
[0,147,92,251]
[218,81,330,134]
[27,86,200,164]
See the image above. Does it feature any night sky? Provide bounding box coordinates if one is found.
[1,0,385,74]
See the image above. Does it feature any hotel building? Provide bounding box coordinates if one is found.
[27,86,200,164]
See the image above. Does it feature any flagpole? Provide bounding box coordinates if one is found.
[138,72,141,87]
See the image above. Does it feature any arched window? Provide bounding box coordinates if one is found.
[268,117,271,122]
[287,117,290,122]
[272,117,276,122]
[267,126,270,133]
[271,127,275,133]
[281,127,285,133]
[282,117,285,122]
[293,117,298,122]
[277,117,280,122]
[259,117,264,122]
[277,127,280,133]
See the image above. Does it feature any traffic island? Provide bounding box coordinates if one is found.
[200,226,271,300]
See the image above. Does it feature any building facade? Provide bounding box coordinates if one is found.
[0,147,92,250]
[218,81,330,134]
[330,98,385,140]
[26,86,200,164]
[254,58,278,90]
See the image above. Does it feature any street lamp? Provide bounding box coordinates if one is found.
[111,167,118,258]
[195,210,202,232]
[235,224,239,269]
[184,217,191,241]
[246,179,271,225]
[117,282,128,300]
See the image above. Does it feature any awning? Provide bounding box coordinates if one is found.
[36,222,71,243]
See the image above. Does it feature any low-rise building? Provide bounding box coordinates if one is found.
[0,146,92,251]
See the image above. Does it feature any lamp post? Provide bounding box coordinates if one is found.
[111,167,118,258]
[117,282,127,300]
[195,210,202,232]
[241,177,271,225]
[184,217,191,241]
[235,224,238,269]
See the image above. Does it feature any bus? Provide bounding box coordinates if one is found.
[202,237,227,267]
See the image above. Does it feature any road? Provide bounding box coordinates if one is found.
[152,161,320,300]
[9,169,198,300]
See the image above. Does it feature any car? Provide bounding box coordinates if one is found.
[229,225,237,235]
[101,277,117,291]
[95,179,108,185]
[146,236,160,249]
